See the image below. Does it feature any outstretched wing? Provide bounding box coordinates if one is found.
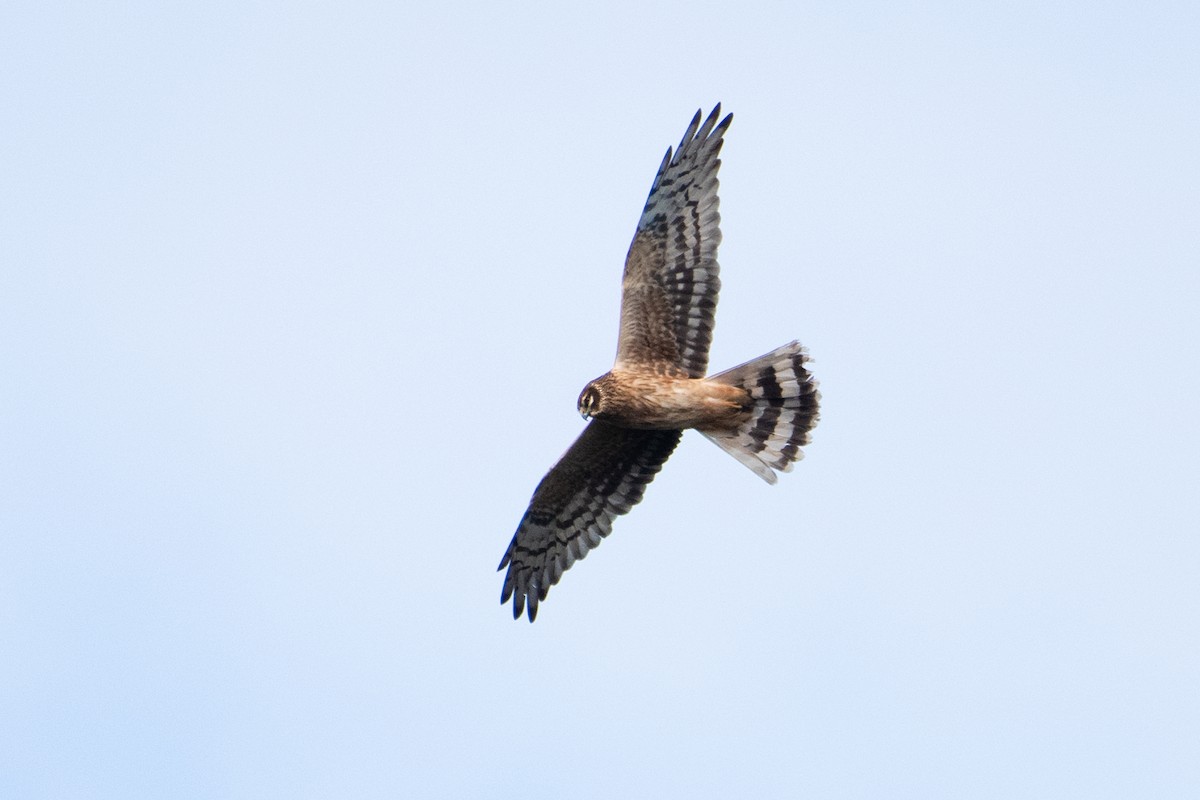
[499,422,681,621]
[615,105,731,378]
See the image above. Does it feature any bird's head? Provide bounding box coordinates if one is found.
[577,381,606,421]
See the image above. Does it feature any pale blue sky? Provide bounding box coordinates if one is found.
[2,2,1198,797]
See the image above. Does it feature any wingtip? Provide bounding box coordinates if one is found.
[656,146,672,177]
[503,585,541,622]
[705,103,732,139]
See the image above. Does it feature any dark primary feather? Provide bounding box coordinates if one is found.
[498,422,681,621]
[616,105,731,377]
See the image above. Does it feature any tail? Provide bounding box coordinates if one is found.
[700,341,820,484]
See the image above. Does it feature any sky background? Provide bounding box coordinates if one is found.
[2,1,1198,797]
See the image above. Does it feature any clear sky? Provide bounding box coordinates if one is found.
[2,1,1198,797]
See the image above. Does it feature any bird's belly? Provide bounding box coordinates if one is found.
[611,376,748,430]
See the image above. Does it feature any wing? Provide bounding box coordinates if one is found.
[498,421,681,621]
[615,105,732,378]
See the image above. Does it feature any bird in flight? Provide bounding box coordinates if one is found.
[499,105,820,621]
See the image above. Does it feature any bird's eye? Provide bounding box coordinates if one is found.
[580,387,599,415]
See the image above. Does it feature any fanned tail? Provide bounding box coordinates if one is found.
[700,341,820,484]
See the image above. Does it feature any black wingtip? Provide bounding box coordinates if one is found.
[504,586,540,622]
[678,109,704,153]
[707,103,732,132]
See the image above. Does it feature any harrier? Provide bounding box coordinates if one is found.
[499,105,820,621]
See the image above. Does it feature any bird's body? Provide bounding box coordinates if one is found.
[499,105,820,621]
[579,370,749,431]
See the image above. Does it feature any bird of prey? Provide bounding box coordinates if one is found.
[499,105,820,621]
